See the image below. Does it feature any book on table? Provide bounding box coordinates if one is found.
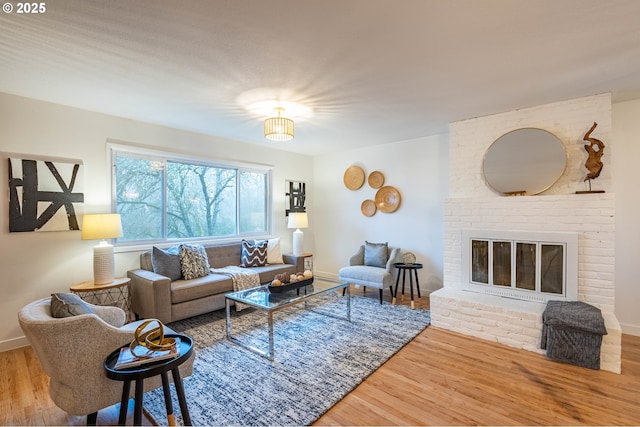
[114,337,181,370]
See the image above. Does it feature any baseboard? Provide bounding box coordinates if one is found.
[0,336,29,353]
[620,322,640,337]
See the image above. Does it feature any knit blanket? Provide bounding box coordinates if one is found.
[210,266,260,311]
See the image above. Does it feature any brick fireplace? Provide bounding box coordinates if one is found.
[429,94,621,373]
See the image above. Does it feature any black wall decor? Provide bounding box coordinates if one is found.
[8,157,84,232]
[285,180,306,216]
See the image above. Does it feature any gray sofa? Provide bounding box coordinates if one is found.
[128,242,304,323]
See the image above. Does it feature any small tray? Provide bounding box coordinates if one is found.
[268,277,313,293]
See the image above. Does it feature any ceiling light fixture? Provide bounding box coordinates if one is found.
[264,107,294,141]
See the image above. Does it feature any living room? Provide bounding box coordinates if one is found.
[2,1,640,425]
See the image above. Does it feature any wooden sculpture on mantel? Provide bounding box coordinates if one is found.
[577,122,606,194]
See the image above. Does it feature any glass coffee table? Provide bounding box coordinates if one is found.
[225,280,350,361]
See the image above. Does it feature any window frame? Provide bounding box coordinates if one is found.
[109,143,273,248]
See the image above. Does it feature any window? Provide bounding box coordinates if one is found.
[112,147,270,243]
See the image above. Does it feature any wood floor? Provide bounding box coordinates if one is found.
[3,286,640,426]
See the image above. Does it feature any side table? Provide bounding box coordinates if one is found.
[392,263,423,309]
[70,277,132,321]
[104,334,193,426]
[287,252,313,271]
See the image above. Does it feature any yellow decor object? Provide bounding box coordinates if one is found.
[361,199,377,217]
[375,186,401,213]
[264,107,294,141]
[368,171,385,188]
[130,319,177,358]
[344,165,365,190]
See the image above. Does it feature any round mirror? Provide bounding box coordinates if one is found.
[483,128,566,196]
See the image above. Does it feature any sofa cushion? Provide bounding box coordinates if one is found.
[180,244,211,280]
[151,246,182,281]
[240,239,268,267]
[266,237,284,265]
[50,293,95,318]
[171,274,234,304]
[364,241,389,268]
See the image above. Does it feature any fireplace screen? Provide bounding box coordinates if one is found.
[464,230,576,302]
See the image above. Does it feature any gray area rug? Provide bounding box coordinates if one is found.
[143,293,431,426]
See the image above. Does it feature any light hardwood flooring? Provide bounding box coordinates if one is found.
[2,286,639,425]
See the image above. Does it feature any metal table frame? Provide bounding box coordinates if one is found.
[225,281,350,361]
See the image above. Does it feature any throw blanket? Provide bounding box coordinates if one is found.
[210,266,261,311]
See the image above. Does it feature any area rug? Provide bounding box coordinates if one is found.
[143,293,431,426]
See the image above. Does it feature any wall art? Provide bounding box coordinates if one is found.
[8,156,84,232]
[285,180,306,216]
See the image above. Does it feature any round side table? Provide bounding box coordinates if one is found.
[392,263,423,309]
[104,334,193,426]
[70,278,132,321]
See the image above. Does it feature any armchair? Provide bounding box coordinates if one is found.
[18,297,194,425]
[338,243,403,303]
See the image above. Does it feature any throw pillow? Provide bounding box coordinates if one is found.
[266,237,284,265]
[240,239,268,267]
[364,241,389,268]
[179,244,211,280]
[151,246,182,281]
[50,293,95,318]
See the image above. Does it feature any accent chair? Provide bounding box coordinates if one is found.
[338,242,403,303]
[18,297,194,425]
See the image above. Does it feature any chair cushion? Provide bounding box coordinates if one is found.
[50,293,95,318]
[240,239,268,267]
[180,244,211,280]
[151,246,182,281]
[339,265,394,288]
[364,241,388,268]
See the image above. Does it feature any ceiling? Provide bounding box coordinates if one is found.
[2,0,640,156]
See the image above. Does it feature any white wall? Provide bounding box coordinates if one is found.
[612,98,640,336]
[0,92,313,350]
[311,135,449,293]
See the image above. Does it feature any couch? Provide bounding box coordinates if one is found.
[128,241,304,323]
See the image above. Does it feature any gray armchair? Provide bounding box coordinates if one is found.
[18,297,194,425]
[338,243,403,303]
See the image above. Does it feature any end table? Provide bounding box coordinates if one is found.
[392,263,423,309]
[70,277,132,321]
[104,334,193,426]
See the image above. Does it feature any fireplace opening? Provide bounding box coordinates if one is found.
[463,230,577,303]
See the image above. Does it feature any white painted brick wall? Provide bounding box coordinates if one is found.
[431,94,621,373]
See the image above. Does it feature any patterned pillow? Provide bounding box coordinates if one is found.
[151,246,182,281]
[364,241,389,268]
[179,244,211,280]
[240,239,268,267]
[50,293,95,318]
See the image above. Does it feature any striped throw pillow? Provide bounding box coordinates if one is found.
[240,239,268,267]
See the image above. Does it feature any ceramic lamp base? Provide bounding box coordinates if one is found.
[292,229,304,256]
[93,243,115,285]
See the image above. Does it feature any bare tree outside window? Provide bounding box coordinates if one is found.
[113,151,269,242]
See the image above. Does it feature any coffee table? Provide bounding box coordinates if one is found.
[225,280,350,361]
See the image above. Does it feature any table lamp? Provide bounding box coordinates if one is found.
[288,212,308,256]
[81,213,123,284]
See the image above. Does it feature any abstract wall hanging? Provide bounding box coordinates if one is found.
[8,157,84,232]
[285,180,306,216]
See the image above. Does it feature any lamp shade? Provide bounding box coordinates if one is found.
[288,212,308,229]
[81,214,123,240]
[264,107,294,141]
